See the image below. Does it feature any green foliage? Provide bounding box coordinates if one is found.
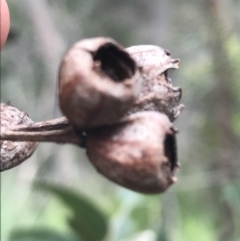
[34,182,108,241]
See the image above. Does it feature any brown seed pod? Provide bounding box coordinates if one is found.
[86,111,179,194]
[0,103,38,171]
[58,37,142,130]
[126,45,184,121]
[126,45,180,78]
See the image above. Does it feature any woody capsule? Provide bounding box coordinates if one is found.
[58,37,142,130]
[87,111,179,193]
[58,38,182,193]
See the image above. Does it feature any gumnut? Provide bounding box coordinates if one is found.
[126,45,180,79]
[126,45,184,121]
[86,111,179,194]
[58,37,142,130]
[0,103,38,171]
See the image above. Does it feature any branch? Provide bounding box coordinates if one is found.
[0,117,82,145]
[0,103,83,172]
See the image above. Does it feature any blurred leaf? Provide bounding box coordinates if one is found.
[130,206,148,231]
[9,229,77,241]
[182,216,216,241]
[155,228,167,241]
[34,182,108,241]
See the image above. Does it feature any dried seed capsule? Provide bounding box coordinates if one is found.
[126,45,184,122]
[0,103,38,171]
[58,37,142,130]
[126,45,180,79]
[86,111,179,194]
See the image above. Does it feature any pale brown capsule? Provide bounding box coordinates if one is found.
[0,103,38,171]
[126,45,183,121]
[126,45,180,78]
[86,111,179,194]
[58,37,142,130]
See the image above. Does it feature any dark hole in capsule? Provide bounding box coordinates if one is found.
[93,43,136,82]
[164,134,177,171]
[164,70,168,78]
[164,49,171,56]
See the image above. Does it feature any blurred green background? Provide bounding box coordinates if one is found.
[1,0,240,241]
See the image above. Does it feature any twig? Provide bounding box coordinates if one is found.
[0,117,82,145]
[0,103,84,171]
